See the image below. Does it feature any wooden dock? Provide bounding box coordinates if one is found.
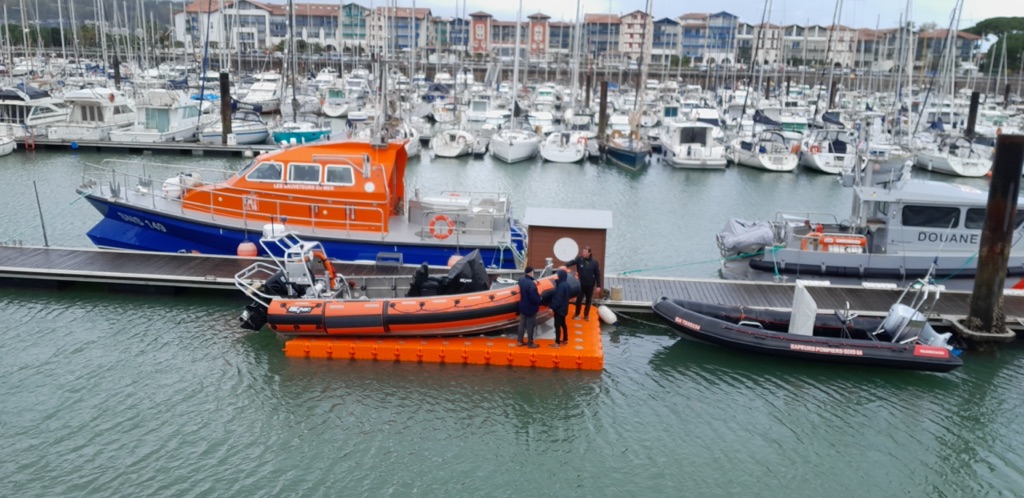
[17,137,279,157]
[3,245,1024,322]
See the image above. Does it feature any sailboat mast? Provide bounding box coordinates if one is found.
[510,0,523,128]
[57,0,66,60]
[288,0,298,117]
[739,0,771,137]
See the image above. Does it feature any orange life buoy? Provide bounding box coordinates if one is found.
[577,136,587,145]
[791,144,801,154]
[800,232,822,251]
[429,214,455,240]
[308,250,338,290]
[809,145,821,154]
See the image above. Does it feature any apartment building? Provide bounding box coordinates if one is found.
[175,1,977,72]
[366,7,433,53]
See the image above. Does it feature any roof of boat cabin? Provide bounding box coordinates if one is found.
[252,141,406,167]
[857,180,1019,206]
[523,207,613,230]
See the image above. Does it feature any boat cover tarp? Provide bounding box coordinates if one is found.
[788,282,816,336]
[0,85,48,101]
[717,218,774,252]
[753,110,781,127]
[445,249,490,294]
[822,112,845,128]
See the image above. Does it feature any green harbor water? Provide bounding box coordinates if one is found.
[1,149,1022,496]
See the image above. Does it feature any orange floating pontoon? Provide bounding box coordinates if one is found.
[284,315,604,370]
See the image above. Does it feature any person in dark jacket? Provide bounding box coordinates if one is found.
[516,266,541,348]
[565,246,601,320]
[549,269,571,346]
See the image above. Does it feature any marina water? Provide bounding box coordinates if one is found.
[2,150,1023,495]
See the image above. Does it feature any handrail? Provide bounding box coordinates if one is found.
[81,163,393,235]
[418,208,498,244]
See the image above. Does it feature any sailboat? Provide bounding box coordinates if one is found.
[539,0,592,164]
[603,1,653,171]
[490,0,540,164]
[271,0,331,146]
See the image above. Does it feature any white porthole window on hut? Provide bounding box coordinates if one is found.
[553,237,579,263]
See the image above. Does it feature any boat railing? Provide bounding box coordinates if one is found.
[774,211,841,227]
[179,192,389,237]
[416,207,502,244]
[234,261,286,306]
[85,159,237,187]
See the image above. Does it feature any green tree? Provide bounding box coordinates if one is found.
[964,17,1024,36]
[981,32,1024,72]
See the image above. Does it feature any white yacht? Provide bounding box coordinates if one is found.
[539,131,588,163]
[238,72,283,113]
[46,87,135,141]
[915,135,993,178]
[430,128,475,158]
[199,110,270,145]
[491,120,540,164]
[319,81,351,118]
[728,130,798,172]
[109,89,210,143]
[662,121,727,169]
[0,86,71,139]
[799,128,858,174]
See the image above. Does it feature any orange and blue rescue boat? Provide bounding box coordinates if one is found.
[77,140,525,269]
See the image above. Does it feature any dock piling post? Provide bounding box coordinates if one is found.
[965,91,980,137]
[965,134,1024,342]
[219,71,233,145]
[597,81,609,145]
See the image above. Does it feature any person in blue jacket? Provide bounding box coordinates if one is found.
[516,266,541,348]
[549,269,571,346]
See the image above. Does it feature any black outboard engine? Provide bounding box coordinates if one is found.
[238,270,291,331]
[443,249,489,294]
[239,302,268,331]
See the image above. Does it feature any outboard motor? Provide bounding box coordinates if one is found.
[239,302,268,331]
[879,304,952,348]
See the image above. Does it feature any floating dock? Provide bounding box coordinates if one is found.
[17,137,279,157]
[4,245,1024,319]
[284,315,604,370]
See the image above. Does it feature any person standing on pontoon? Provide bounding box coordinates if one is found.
[516,266,541,348]
[565,246,602,321]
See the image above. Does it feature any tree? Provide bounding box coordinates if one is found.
[964,17,1024,36]
[981,33,1024,72]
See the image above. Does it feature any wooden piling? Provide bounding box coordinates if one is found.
[219,71,233,144]
[598,81,609,143]
[964,134,1024,342]
[965,91,980,137]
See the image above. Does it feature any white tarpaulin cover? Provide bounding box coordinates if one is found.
[717,218,774,253]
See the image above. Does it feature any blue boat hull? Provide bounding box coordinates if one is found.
[271,129,331,145]
[605,142,649,171]
[83,197,525,269]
